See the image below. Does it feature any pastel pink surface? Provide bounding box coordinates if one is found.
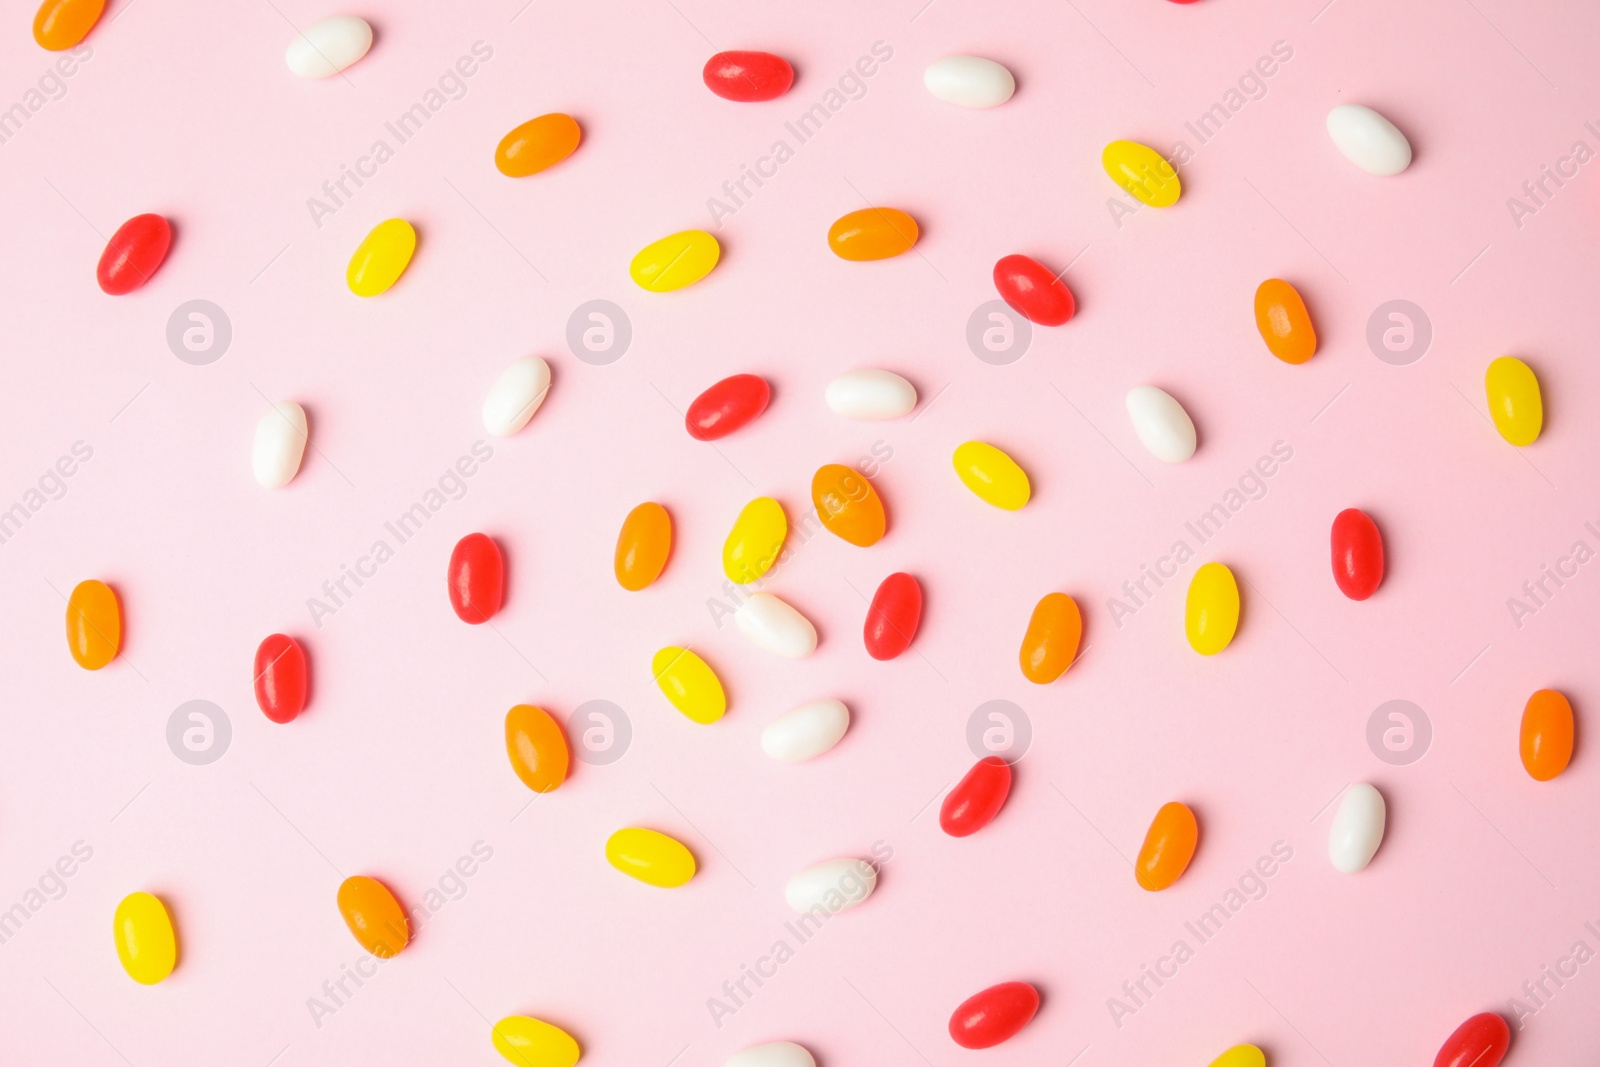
[1,1,1598,1065]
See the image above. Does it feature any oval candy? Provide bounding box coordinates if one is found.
[993,254,1075,326]
[1127,385,1197,463]
[825,369,917,419]
[495,113,581,177]
[761,699,849,763]
[923,55,1015,108]
[827,207,919,261]
[33,0,103,50]
[723,497,787,584]
[630,229,719,291]
[702,50,794,102]
[940,757,1012,837]
[254,634,308,724]
[947,981,1039,1049]
[1102,140,1181,207]
[1331,508,1384,600]
[652,647,726,724]
[1328,782,1386,873]
[1019,592,1082,684]
[253,400,308,489]
[66,578,120,670]
[1136,801,1198,891]
[492,1016,581,1067]
[606,827,695,887]
[1520,688,1574,781]
[113,891,177,985]
[482,356,552,437]
[1326,104,1412,176]
[285,15,372,78]
[337,875,409,957]
[448,532,504,624]
[1209,1045,1266,1067]
[726,1041,815,1067]
[1485,356,1542,446]
[1186,562,1240,655]
[615,502,672,591]
[812,463,886,546]
[864,572,922,660]
[735,592,817,659]
[505,704,570,793]
[1434,1013,1510,1067]
[346,218,416,296]
[953,441,1031,510]
[97,214,171,295]
[785,858,877,914]
[1254,278,1317,364]
[687,373,770,440]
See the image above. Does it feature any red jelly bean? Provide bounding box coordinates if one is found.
[992,254,1075,326]
[253,634,308,724]
[685,374,770,441]
[948,981,1039,1049]
[864,572,922,660]
[1434,1012,1510,1067]
[97,213,172,295]
[940,757,1012,837]
[1331,507,1384,601]
[702,50,794,102]
[448,533,504,624]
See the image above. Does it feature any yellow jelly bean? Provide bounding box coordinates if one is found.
[1185,562,1240,655]
[1208,1044,1265,1067]
[347,218,417,296]
[651,646,726,724]
[1102,139,1181,207]
[605,827,696,887]
[492,1015,582,1067]
[723,497,787,583]
[629,230,720,292]
[952,441,1030,510]
[66,578,120,670]
[1485,356,1542,446]
[113,891,177,985]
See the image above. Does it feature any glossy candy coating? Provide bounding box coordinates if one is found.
[652,647,726,724]
[723,497,787,584]
[953,441,1031,510]
[1019,592,1082,683]
[923,56,1015,108]
[702,51,793,102]
[1127,385,1197,463]
[495,113,581,177]
[113,892,176,985]
[615,502,672,591]
[1254,278,1317,364]
[826,369,917,419]
[505,705,570,793]
[337,876,409,957]
[491,1015,581,1067]
[1520,689,1574,781]
[687,374,770,440]
[1484,356,1542,446]
[827,208,919,261]
[66,578,120,670]
[346,218,416,296]
[762,699,850,763]
[1331,508,1384,600]
[482,357,552,437]
[1185,562,1239,655]
[34,0,103,50]
[726,1041,816,1067]
[606,827,696,887]
[864,572,922,660]
[254,634,308,724]
[1136,801,1198,890]
[785,858,876,913]
[630,230,719,291]
[1102,140,1181,207]
[940,757,1012,837]
[1326,104,1412,176]
[253,400,308,488]
[285,16,372,78]
[1208,1045,1266,1067]
[812,464,886,546]
[1433,1013,1510,1067]
[947,981,1039,1049]
[97,214,171,295]
[448,533,504,624]
[993,254,1075,326]
[1328,783,1386,873]
[735,592,817,659]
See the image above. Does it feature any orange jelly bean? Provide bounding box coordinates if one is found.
[827,208,919,261]
[811,463,886,546]
[1136,801,1198,891]
[33,0,103,50]
[495,113,582,177]
[1253,278,1317,364]
[337,876,409,958]
[614,502,672,591]
[66,579,120,670]
[1019,593,1082,684]
[505,704,570,793]
[1520,689,1574,782]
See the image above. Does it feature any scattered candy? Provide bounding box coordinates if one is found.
[346,218,416,296]
[615,502,672,591]
[726,1041,816,1067]
[66,578,120,670]
[702,51,794,102]
[652,647,726,724]
[952,441,1031,511]
[687,373,770,440]
[1185,562,1239,655]
[448,533,504,624]
[825,369,917,420]
[1485,356,1543,446]
[1330,508,1384,600]
[923,56,1015,108]
[947,981,1039,1049]
[253,634,308,724]
[1328,783,1386,873]
[1520,688,1574,781]
[1254,278,1317,364]
[827,207,919,261]
[785,858,877,913]
[863,572,922,660]
[252,400,309,489]
[1136,801,1198,890]
[97,214,171,295]
[505,705,570,793]
[761,699,850,763]
[1102,140,1181,207]
[337,875,409,957]
[1433,1012,1510,1067]
[1208,1045,1266,1067]
[1019,592,1082,683]
[606,827,696,887]
[723,497,787,584]
[492,1016,582,1067]
[482,356,552,437]
[1126,385,1197,463]
[941,757,1012,837]
[630,229,720,291]
[33,0,102,50]
[812,463,887,547]
[1326,103,1412,176]
[285,15,373,78]
[735,591,818,659]
[113,892,176,985]
[992,254,1075,326]
[495,113,582,177]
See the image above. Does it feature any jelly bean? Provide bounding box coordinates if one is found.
[495,113,581,177]
[448,533,504,624]
[1326,104,1412,176]
[1019,592,1082,683]
[33,0,102,50]
[113,892,176,985]
[947,981,1039,1049]
[615,502,672,591]
[1520,688,1574,781]
[941,756,1012,837]
[864,572,922,660]
[1102,140,1181,207]
[505,705,570,793]
[1434,1012,1510,1067]
[1185,562,1239,655]
[606,827,696,887]
[826,369,917,419]
[253,634,308,724]
[687,373,770,440]
[482,356,552,437]
[1136,801,1198,890]
[252,400,308,489]
[96,214,171,295]
[1254,278,1317,364]
[735,592,818,659]
[492,1016,581,1067]
[827,208,919,261]
[727,1041,816,1067]
[652,646,726,724]
[285,15,373,78]
[346,218,416,296]
[337,875,409,957]
[1328,783,1386,873]
[761,699,850,763]
[723,497,787,584]
[1485,356,1543,446]
[784,858,876,913]
[1208,1045,1265,1067]
[66,578,120,670]
[1126,385,1196,463]
[992,254,1075,326]
[1331,508,1384,600]
[812,463,886,546]
[923,56,1015,108]
[953,441,1031,511]
[630,230,720,291]
[702,51,794,102]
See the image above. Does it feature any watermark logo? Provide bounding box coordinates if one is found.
[1366,699,1431,765]
[567,701,631,765]
[1506,519,1599,630]
[0,840,93,948]
[167,700,231,765]
[566,300,632,366]
[966,700,1031,761]
[1366,300,1431,366]
[166,300,232,366]
[966,300,1031,365]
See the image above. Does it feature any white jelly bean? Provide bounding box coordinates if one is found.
[784,857,877,914]
[482,356,552,437]
[727,1042,817,1067]
[923,56,1015,109]
[285,16,374,79]
[825,369,917,420]
[252,401,308,489]
[1325,104,1412,176]
[1328,783,1386,873]
[761,700,850,763]
[735,592,818,659]
[1126,385,1196,463]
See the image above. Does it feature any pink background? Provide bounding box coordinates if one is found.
[1,0,1598,1063]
